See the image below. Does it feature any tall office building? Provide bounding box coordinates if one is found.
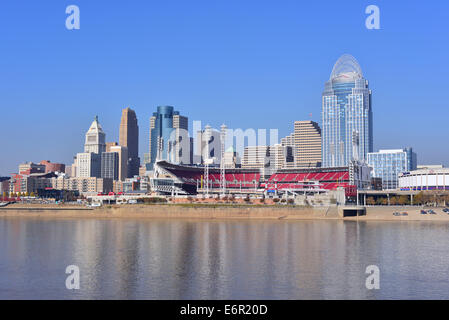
[76,116,106,178]
[196,125,221,165]
[322,54,373,167]
[294,121,321,168]
[84,116,106,154]
[109,145,128,181]
[101,152,119,180]
[76,152,101,178]
[119,107,140,178]
[146,106,190,169]
[280,121,321,168]
[281,133,295,168]
[242,146,270,169]
[242,145,289,176]
[368,148,417,190]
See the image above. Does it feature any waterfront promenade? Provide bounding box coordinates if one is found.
[1,203,449,222]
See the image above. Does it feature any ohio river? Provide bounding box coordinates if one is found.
[1,218,449,299]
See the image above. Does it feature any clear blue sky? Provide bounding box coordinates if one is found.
[1,0,448,175]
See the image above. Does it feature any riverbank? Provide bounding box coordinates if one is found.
[1,203,449,221]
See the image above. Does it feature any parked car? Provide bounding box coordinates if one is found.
[401,212,409,216]
[420,210,427,215]
[428,209,436,215]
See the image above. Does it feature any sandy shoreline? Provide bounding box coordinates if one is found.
[1,203,449,222]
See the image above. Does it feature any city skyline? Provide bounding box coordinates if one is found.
[2,1,449,175]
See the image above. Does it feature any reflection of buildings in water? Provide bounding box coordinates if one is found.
[72,219,107,298]
[112,221,140,299]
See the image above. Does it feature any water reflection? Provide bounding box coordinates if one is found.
[1,218,449,299]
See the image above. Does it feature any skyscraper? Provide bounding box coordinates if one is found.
[322,54,373,167]
[280,133,295,168]
[146,106,189,170]
[281,121,321,168]
[101,152,119,180]
[76,116,105,178]
[294,121,322,168]
[108,145,128,181]
[84,116,106,154]
[119,107,140,178]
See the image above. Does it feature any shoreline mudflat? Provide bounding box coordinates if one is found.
[1,203,449,222]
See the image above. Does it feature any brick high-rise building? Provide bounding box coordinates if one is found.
[39,160,65,173]
[119,107,140,178]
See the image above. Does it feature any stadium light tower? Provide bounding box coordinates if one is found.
[220,124,227,196]
[352,130,360,162]
[203,125,212,196]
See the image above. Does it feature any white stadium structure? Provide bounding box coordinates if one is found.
[399,166,449,191]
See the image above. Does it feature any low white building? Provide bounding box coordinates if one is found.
[399,166,449,191]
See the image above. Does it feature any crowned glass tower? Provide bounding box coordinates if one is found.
[322,54,373,167]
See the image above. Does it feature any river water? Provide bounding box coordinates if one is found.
[1,218,448,299]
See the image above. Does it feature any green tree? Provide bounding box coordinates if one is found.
[398,195,409,206]
[389,196,397,205]
[414,192,424,205]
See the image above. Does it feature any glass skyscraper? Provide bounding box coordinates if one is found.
[322,54,373,167]
[146,106,189,170]
[367,148,417,190]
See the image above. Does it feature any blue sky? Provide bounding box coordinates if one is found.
[1,0,448,175]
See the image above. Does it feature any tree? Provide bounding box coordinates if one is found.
[366,197,375,206]
[376,197,387,205]
[30,192,35,197]
[414,192,424,205]
[398,195,409,206]
[389,196,397,205]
